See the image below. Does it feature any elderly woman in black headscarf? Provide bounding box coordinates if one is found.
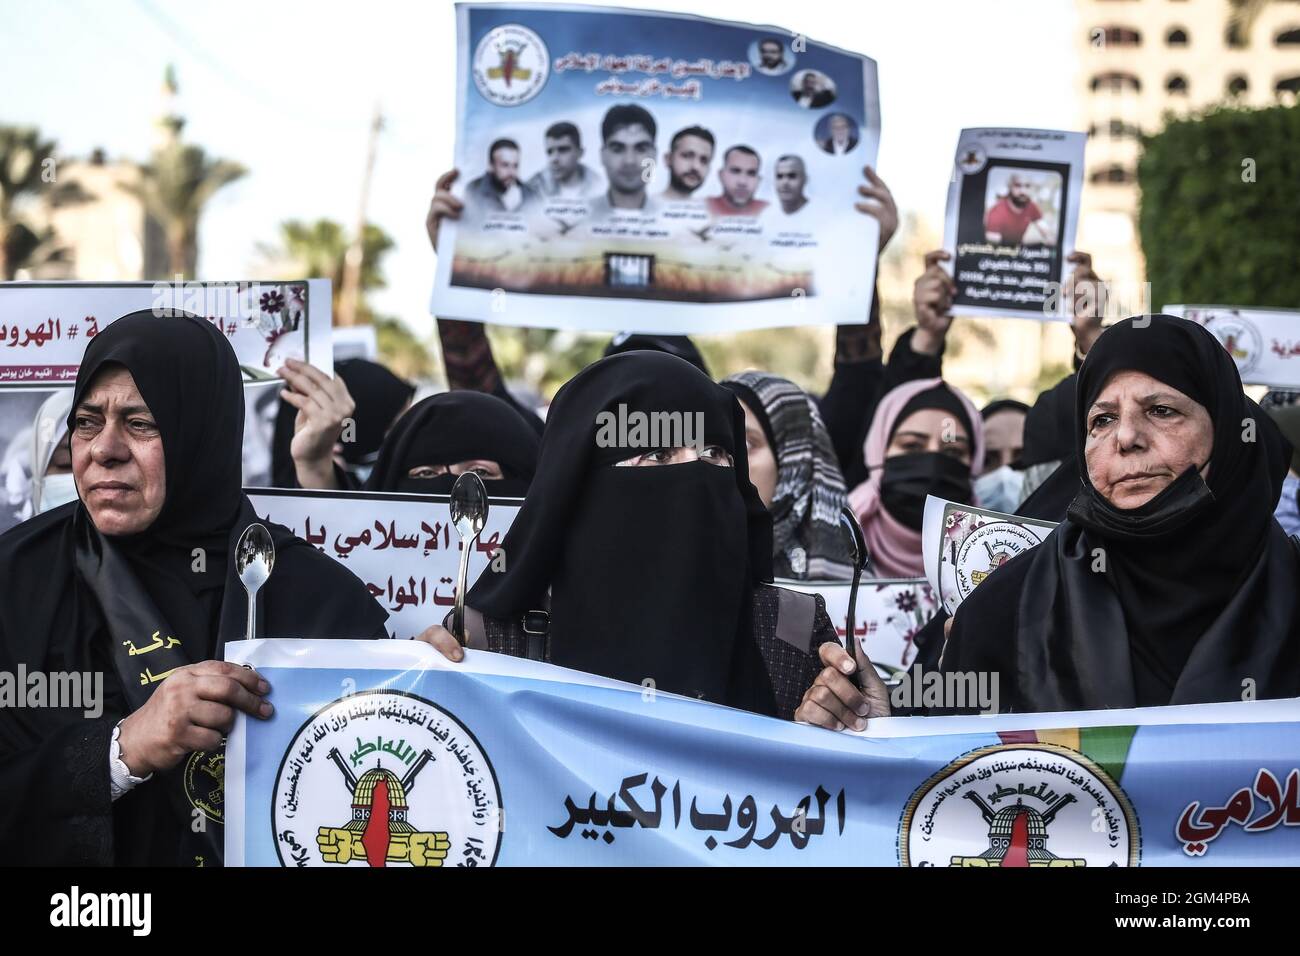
[416,351,891,722]
[799,314,1300,724]
[720,371,853,580]
[0,311,388,866]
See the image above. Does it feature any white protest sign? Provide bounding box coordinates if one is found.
[922,495,1056,616]
[942,127,1085,321]
[1165,305,1300,389]
[247,487,522,641]
[432,3,882,332]
[778,576,939,677]
[0,279,332,388]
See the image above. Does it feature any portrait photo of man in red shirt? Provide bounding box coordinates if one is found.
[983,170,1058,245]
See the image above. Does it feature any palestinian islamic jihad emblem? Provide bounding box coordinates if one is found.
[272,690,502,867]
[898,744,1141,867]
[956,143,987,176]
[954,522,1042,599]
[184,749,224,824]
[1201,312,1261,378]
[473,24,549,106]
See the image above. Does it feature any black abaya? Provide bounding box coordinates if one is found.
[0,311,388,866]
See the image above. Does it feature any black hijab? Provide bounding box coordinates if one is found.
[363,390,539,496]
[70,310,248,664]
[0,310,388,866]
[891,383,976,447]
[467,351,776,715]
[1011,314,1299,709]
[603,332,711,378]
[270,358,413,486]
[1021,373,1076,467]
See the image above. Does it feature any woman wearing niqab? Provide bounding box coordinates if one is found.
[0,310,388,865]
[419,351,890,721]
[363,390,539,497]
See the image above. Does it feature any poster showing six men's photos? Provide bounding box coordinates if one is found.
[942,127,1085,321]
[430,2,882,333]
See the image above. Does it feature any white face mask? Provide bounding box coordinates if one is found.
[36,473,79,514]
[974,465,1025,515]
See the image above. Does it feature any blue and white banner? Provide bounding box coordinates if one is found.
[225,639,1300,867]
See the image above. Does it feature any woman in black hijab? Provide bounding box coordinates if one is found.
[0,310,388,866]
[363,390,538,497]
[416,351,890,722]
[801,314,1300,723]
[270,357,413,487]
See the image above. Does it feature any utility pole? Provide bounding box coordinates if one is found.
[338,103,384,327]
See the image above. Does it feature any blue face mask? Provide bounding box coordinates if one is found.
[973,465,1025,515]
[1274,474,1300,537]
[35,472,79,514]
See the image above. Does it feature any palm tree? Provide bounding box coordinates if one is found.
[123,142,246,278]
[260,218,394,322]
[257,217,433,378]
[120,67,246,278]
[0,125,86,279]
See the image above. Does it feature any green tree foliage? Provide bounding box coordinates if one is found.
[267,219,394,317]
[261,218,434,379]
[0,125,87,279]
[1138,104,1300,310]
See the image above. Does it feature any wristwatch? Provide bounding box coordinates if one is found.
[109,719,152,801]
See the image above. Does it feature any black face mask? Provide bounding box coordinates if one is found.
[1067,462,1214,542]
[880,451,973,531]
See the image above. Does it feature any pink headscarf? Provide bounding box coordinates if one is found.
[847,377,985,578]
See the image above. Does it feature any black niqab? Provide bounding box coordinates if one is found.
[603,332,711,378]
[363,390,539,497]
[467,351,776,715]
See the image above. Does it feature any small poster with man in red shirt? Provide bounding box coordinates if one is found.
[941,127,1085,320]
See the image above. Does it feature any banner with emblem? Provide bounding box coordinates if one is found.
[430,3,882,333]
[247,488,523,641]
[1165,305,1300,389]
[0,279,333,389]
[922,495,1057,615]
[224,638,1300,866]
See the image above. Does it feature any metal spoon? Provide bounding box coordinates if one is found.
[450,472,489,644]
[236,523,276,642]
[838,506,870,686]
